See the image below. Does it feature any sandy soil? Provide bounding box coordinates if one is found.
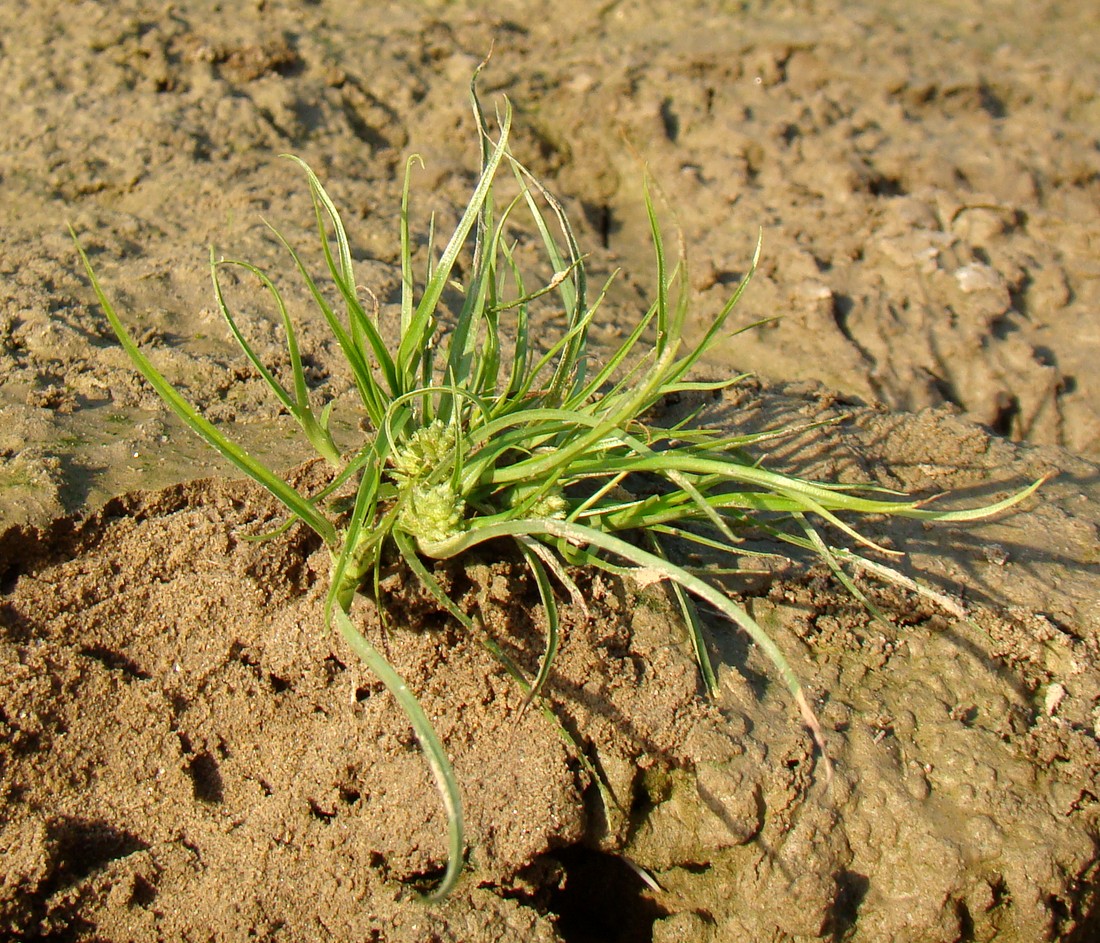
[1,0,1099,940]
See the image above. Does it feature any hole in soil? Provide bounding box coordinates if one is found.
[659,98,679,142]
[832,293,856,343]
[582,202,618,249]
[269,672,291,693]
[825,869,869,936]
[1049,892,1071,920]
[957,898,975,939]
[990,392,1020,436]
[868,173,906,197]
[79,644,151,681]
[187,752,224,803]
[545,846,669,943]
[46,818,148,892]
[229,640,260,668]
[308,799,336,822]
[130,873,157,907]
[1065,891,1100,943]
[1032,344,1057,367]
[339,785,361,805]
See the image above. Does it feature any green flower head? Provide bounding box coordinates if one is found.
[397,481,467,546]
[390,419,454,484]
[506,483,568,520]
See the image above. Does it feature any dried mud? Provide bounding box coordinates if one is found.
[1,0,1100,940]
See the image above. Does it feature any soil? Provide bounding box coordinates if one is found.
[1,1,1099,941]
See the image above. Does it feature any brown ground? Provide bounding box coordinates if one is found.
[1,1,1099,941]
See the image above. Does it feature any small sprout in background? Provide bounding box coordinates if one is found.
[71,68,1046,899]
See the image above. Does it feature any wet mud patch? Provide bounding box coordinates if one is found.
[2,402,1098,942]
[687,574,1100,942]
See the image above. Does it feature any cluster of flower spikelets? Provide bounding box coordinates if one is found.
[73,72,1043,899]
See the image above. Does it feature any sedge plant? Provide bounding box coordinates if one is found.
[72,76,1045,899]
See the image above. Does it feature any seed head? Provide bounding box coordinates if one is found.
[506,483,568,520]
[391,419,454,484]
[397,481,467,545]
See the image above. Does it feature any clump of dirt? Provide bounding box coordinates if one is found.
[2,388,1098,941]
[0,471,705,942]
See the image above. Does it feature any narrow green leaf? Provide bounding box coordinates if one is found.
[333,605,464,902]
[210,254,341,466]
[514,539,560,704]
[399,106,512,374]
[72,231,337,547]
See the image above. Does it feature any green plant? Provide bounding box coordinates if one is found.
[72,74,1044,899]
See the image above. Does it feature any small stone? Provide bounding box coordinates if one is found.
[954,263,1005,294]
[1044,682,1066,716]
